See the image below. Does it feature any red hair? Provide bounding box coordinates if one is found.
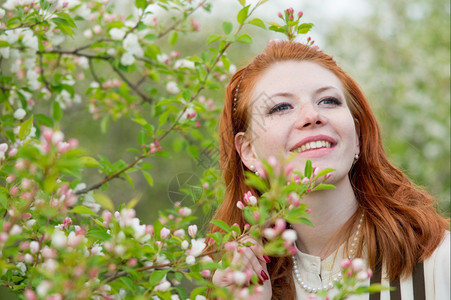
[211,41,449,299]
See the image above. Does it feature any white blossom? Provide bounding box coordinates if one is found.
[0,8,5,18]
[154,280,171,292]
[83,29,93,39]
[166,81,180,94]
[123,33,143,56]
[10,224,22,235]
[181,240,189,249]
[174,59,195,69]
[189,238,206,257]
[37,280,52,297]
[0,47,9,59]
[185,255,195,265]
[3,0,19,10]
[109,28,126,40]
[29,241,39,253]
[22,30,38,51]
[51,230,67,248]
[281,229,297,242]
[15,262,26,275]
[120,52,135,66]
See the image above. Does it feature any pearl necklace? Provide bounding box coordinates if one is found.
[292,213,364,294]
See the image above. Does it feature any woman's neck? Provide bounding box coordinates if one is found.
[291,179,358,259]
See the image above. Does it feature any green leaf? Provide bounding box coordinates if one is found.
[70,205,97,216]
[34,113,54,127]
[315,183,335,190]
[236,34,252,44]
[248,18,266,29]
[304,160,312,178]
[222,21,233,35]
[18,116,33,140]
[298,23,313,34]
[315,168,335,178]
[0,41,10,48]
[80,156,102,168]
[126,194,141,209]
[93,193,115,211]
[238,0,246,6]
[206,34,222,45]
[87,226,110,240]
[142,171,154,187]
[138,129,146,146]
[210,219,231,233]
[119,277,135,292]
[135,0,147,9]
[149,269,170,287]
[169,31,178,45]
[237,5,250,24]
[52,101,62,121]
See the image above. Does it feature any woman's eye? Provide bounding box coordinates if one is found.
[268,102,292,114]
[319,97,342,106]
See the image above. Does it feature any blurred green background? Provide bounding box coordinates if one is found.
[1,0,449,298]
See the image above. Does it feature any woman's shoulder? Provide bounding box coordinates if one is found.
[425,230,450,264]
[423,230,450,299]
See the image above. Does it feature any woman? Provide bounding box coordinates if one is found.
[210,41,449,299]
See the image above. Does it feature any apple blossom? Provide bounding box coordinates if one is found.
[179,207,192,216]
[233,270,246,286]
[13,108,26,120]
[51,230,67,248]
[351,258,365,272]
[188,224,197,238]
[29,241,39,253]
[160,227,170,239]
[173,229,185,238]
[10,224,23,235]
[189,238,206,257]
[166,81,180,94]
[281,229,297,243]
[185,255,195,265]
[154,280,171,292]
[236,200,244,210]
[181,240,189,249]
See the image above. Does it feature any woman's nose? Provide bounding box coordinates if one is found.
[294,103,324,129]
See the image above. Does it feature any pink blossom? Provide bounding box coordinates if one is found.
[67,231,83,247]
[298,11,304,18]
[8,148,17,157]
[274,219,286,232]
[102,210,112,227]
[10,224,22,235]
[357,270,370,281]
[252,211,260,220]
[201,269,211,278]
[9,185,19,196]
[127,258,137,267]
[277,12,283,18]
[160,227,170,239]
[188,225,197,238]
[181,240,189,249]
[25,289,37,300]
[293,174,301,184]
[179,207,192,216]
[24,253,33,263]
[236,201,244,210]
[62,217,72,229]
[41,246,57,259]
[340,258,352,269]
[285,7,294,14]
[189,238,206,257]
[301,177,309,184]
[6,174,15,183]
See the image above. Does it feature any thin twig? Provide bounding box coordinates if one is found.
[75,153,147,195]
[157,1,206,39]
[110,65,154,104]
[88,58,101,86]
[38,52,51,91]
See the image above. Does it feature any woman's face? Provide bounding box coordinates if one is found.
[235,60,360,185]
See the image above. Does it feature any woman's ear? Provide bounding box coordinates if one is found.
[235,132,258,170]
[354,118,361,155]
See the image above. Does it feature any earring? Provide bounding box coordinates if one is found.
[249,165,256,171]
[255,171,260,177]
[354,154,359,160]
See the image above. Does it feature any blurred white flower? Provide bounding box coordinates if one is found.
[109,28,126,40]
[189,238,206,257]
[123,33,143,56]
[185,255,195,265]
[3,0,19,10]
[37,280,52,297]
[120,52,135,66]
[13,108,26,120]
[51,230,67,248]
[0,8,5,18]
[166,81,180,94]
[83,29,93,39]
[174,59,195,69]
[22,31,38,51]
[0,47,10,59]
[141,13,154,26]
[154,280,171,292]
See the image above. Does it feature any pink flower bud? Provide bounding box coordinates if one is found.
[188,225,197,238]
[127,258,137,266]
[30,241,39,253]
[173,229,185,238]
[102,210,112,227]
[275,219,286,232]
[201,269,211,278]
[301,177,309,184]
[8,148,17,157]
[340,258,352,269]
[25,289,37,300]
[179,207,192,216]
[277,12,283,18]
[6,174,16,183]
[24,253,33,263]
[236,201,244,210]
[298,11,303,18]
[252,211,260,220]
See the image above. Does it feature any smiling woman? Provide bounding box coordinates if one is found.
[210,41,450,299]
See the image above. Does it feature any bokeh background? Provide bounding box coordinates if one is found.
[1,0,449,298]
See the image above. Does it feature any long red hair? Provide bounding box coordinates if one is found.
[211,41,449,299]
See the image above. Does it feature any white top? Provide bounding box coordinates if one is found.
[294,231,450,299]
